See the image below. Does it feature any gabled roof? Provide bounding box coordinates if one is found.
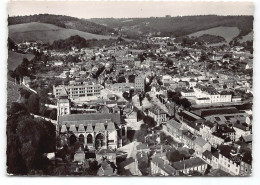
[151,157,176,175]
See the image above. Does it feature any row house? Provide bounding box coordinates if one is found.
[150,157,176,176]
[178,111,204,136]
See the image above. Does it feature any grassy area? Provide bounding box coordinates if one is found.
[9,22,115,44]
[188,26,240,43]
[8,51,34,70]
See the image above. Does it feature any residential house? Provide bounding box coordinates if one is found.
[218,145,241,176]
[163,119,182,139]
[181,130,196,149]
[148,106,168,125]
[150,157,176,176]
[194,137,211,156]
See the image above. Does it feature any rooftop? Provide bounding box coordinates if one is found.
[172,157,206,171]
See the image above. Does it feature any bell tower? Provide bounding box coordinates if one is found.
[57,86,71,120]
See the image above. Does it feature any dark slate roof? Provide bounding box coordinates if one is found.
[202,150,213,160]
[172,157,206,170]
[59,113,121,125]
[193,107,239,117]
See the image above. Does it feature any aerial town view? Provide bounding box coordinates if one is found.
[6,1,254,177]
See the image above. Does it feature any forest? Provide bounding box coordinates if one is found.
[90,15,253,38]
[8,14,116,35]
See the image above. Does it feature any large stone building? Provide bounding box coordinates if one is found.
[193,84,232,104]
[134,75,145,92]
[53,80,101,99]
[56,87,127,150]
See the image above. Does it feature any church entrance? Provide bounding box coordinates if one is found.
[69,134,77,146]
[79,134,85,145]
[95,133,105,149]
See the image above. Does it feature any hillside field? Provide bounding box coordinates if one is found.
[9,22,115,44]
[8,51,35,70]
[188,26,240,43]
[239,31,253,43]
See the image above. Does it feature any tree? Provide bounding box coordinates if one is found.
[143,116,156,128]
[27,94,40,114]
[166,150,186,163]
[22,58,30,67]
[160,132,167,143]
[180,98,191,110]
[8,37,17,51]
[85,160,100,176]
[19,88,31,99]
[128,75,135,83]
[49,109,57,120]
[165,58,173,67]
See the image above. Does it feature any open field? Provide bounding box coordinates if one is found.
[8,51,34,70]
[188,26,240,43]
[9,22,115,44]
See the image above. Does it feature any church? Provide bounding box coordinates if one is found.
[56,87,127,150]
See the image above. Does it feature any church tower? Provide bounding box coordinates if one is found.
[57,86,71,120]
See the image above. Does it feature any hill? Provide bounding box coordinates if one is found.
[90,15,253,39]
[188,26,240,43]
[8,14,116,35]
[8,22,116,44]
[8,51,34,70]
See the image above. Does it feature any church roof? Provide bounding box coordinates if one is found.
[59,113,121,125]
[59,86,68,98]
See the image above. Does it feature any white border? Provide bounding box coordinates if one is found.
[1,0,259,185]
